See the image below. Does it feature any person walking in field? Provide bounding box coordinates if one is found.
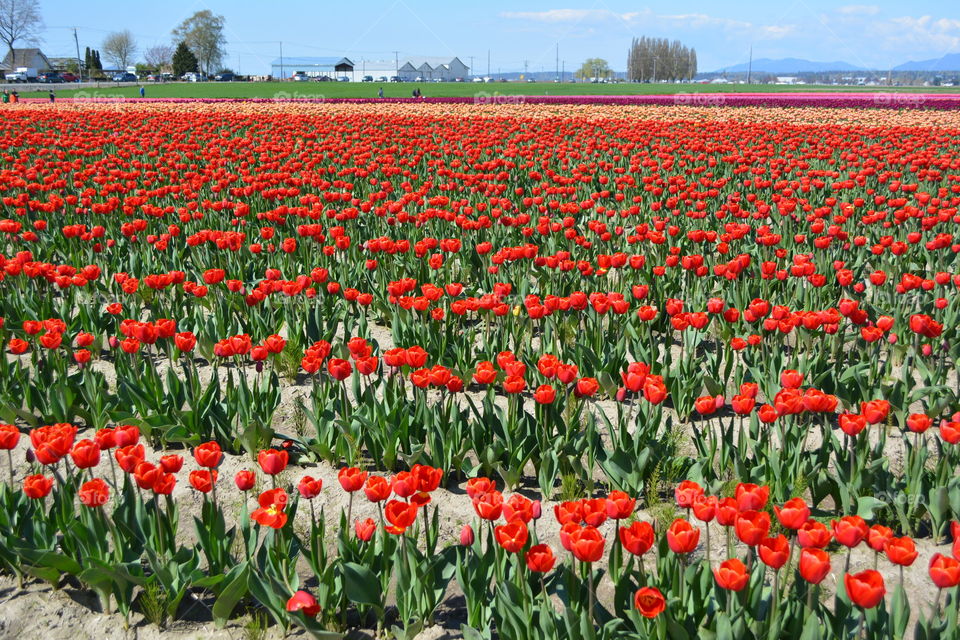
[140,86,145,98]
[48,89,55,103]
[378,86,384,98]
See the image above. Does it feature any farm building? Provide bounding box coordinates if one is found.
[270,57,354,80]
[0,48,52,73]
[397,56,469,81]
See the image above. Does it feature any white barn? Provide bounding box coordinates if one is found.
[397,56,469,81]
[270,57,354,80]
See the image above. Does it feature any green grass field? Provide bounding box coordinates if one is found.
[20,80,960,100]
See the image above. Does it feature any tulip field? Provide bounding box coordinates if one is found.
[2,98,960,638]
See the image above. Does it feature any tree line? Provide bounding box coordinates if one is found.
[627,36,697,82]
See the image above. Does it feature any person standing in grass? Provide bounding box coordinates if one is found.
[378,86,383,98]
[48,89,55,103]
[140,86,145,98]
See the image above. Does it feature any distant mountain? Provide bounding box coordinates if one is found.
[713,58,864,74]
[894,53,960,72]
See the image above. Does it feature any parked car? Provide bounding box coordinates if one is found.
[361,75,374,82]
[314,75,332,82]
[291,72,309,82]
[214,72,234,81]
[112,72,137,82]
[337,76,349,82]
[60,72,78,82]
[390,76,401,82]
[377,76,388,82]
[182,72,205,82]
[38,73,64,83]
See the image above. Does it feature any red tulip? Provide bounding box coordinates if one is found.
[774,498,810,530]
[884,537,918,567]
[257,448,289,475]
[494,520,529,553]
[667,519,700,554]
[159,454,183,473]
[189,469,218,493]
[759,535,790,569]
[569,525,605,563]
[735,482,769,511]
[78,478,109,507]
[798,520,832,548]
[0,424,20,450]
[251,488,288,528]
[929,553,960,588]
[69,439,100,469]
[799,548,831,584]
[355,517,376,542]
[845,570,886,609]
[235,470,256,491]
[338,466,368,492]
[634,587,666,619]
[297,475,323,499]
[286,590,320,617]
[384,499,418,534]
[619,520,655,556]
[525,544,556,572]
[23,474,53,499]
[735,510,771,547]
[193,441,222,468]
[832,516,868,548]
[714,558,749,591]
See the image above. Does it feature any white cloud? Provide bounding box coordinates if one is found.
[659,13,752,30]
[499,8,793,39]
[499,9,632,23]
[836,5,880,16]
[871,15,960,53]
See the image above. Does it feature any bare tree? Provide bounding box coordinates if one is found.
[102,30,137,69]
[0,0,43,63]
[144,44,173,72]
[172,10,225,76]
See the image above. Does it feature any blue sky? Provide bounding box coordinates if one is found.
[35,0,960,74]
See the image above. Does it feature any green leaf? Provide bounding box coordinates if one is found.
[342,562,382,607]
[212,563,249,625]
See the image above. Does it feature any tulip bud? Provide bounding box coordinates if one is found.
[255,361,264,373]
[25,448,35,464]
[108,336,119,349]
[460,524,475,546]
[615,387,627,403]
[531,500,542,520]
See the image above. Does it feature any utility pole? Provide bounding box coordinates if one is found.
[653,57,657,83]
[561,60,565,82]
[393,50,399,77]
[469,55,474,79]
[279,41,284,80]
[73,28,82,81]
[523,59,528,80]
[555,43,559,81]
[747,44,753,85]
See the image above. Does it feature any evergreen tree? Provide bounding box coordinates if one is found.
[172,41,198,77]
